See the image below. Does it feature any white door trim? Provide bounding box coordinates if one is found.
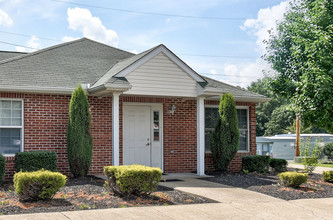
[123,102,163,171]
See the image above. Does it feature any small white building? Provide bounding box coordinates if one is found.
[256,134,333,160]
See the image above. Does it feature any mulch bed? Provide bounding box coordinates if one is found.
[0,176,212,215]
[204,171,333,201]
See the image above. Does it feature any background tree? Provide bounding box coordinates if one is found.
[67,85,93,177]
[247,77,289,136]
[211,93,240,171]
[265,0,333,133]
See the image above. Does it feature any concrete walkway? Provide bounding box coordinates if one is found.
[1,173,333,220]
[288,162,333,174]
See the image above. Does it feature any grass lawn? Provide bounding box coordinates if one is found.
[290,162,333,168]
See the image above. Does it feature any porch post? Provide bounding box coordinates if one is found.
[112,92,121,166]
[197,96,205,176]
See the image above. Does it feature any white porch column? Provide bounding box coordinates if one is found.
[112,92,121,166]
[197,96,205,176]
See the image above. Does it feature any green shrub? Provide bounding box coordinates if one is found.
[241,155,270,173]
[278,172,308,187]
[0,154,5,185]
[211,93,240,171]
[322,171,333,183]
[269,158,288,172]
[104,165,162,197]
[14,169,66,201]
[67,85,93,177]
[300,137,322,173]
[15,151,57,172]
[323,142,333,161]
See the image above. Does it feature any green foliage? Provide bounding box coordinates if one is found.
[322,171,333,182]
[104,165,162,197]
[278,172,308,187]
[300,137,323,173]
[14,151,57,172]
[67,85,93,177]
[210,93,239,171]
[265,0,333,133]
[269,158,288,172]
[323,142,333,161]
[264,105,295,136]
[0,154,5,186]
[13,169,67,201]
[247,77,290,136]
[241,155,270,173]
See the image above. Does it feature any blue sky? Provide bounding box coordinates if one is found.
[0,0,291,87]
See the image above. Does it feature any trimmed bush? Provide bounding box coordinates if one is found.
[67,85,93,177]
[242,155,270,173]
[14,169,67,201]
[322,171,333,183]
[278,172,308,187]
[104,165,162,197]
[270,158,288,172]
[15,151,57,172]
[323,142,333,161]
[0,154,5,185]
[211,93,240,171]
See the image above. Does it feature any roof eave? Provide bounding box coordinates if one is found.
[0,85,74,95]
[88,84,131,96]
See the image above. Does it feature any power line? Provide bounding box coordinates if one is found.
[0,40,37,50]
[199,72,259,78]
[50,0,247,20]
[0,30,60,42]
[179,53,259,59]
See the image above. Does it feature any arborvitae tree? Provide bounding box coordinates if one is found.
[211,93,240,171]
[67,85,93,177]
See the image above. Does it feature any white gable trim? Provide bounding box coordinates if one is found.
[114,45,206,83]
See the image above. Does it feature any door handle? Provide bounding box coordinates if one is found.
[146,138,150,146]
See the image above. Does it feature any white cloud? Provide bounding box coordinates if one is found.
[15,46,26,52]
[27,36,41,52]
[15,36,41,53]
[0,9,13,26]
[241,0,290,53]
[209,69,218,75]
[67,7,119,47]
[62,36,80,42]
[130,49,138,54]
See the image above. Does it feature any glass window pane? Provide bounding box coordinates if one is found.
[12,110,22,117]
[1,109,11,117]
[239,130,248,151]
[12,118,22,126]
[1,100,11,109]
[205,108,219,128]
[12,101,22,109]
[1,118,11,126]
[0,128,21,154]
[153,111,159,141]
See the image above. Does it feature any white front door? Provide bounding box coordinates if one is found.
[123,105,151,166]
[123,103,163,169]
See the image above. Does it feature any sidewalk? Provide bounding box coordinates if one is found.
[1,173,332,220]
[287,162,333,174]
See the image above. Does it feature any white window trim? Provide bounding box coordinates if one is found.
[204,104,250,153]
[0,98,24,157]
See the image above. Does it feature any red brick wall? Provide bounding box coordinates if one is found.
[1,92,256,180]
[204,100,257,172]
[1,92,113,180]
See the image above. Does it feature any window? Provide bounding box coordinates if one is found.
[0,100,23,155]
[205,106,249,152]
[153,111,160,141]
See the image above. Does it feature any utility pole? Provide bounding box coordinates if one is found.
[295,113,301,157]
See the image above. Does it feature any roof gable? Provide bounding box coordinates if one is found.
[114,44,206,83]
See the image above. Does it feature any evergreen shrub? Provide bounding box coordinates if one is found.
[104,165,162,197]
[15,151,57,172]
[14,169,66,201]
